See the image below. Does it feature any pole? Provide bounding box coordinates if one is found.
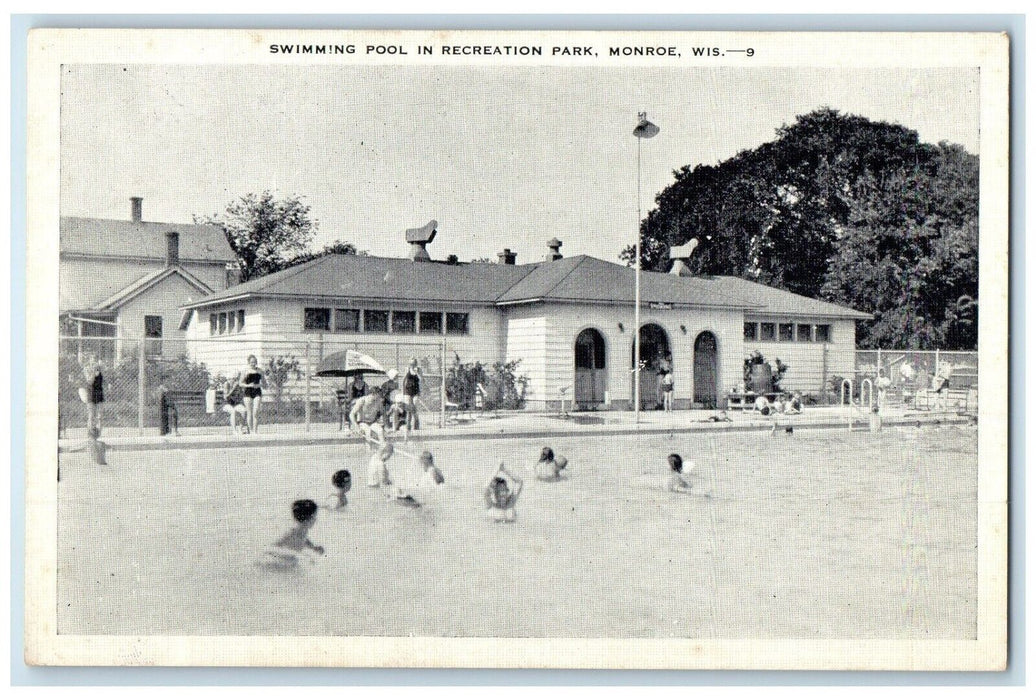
[821,344,828,405]
[304,341,311,432]
[440,338,447,429]
[137,339,145,436]
[634,133,642,424]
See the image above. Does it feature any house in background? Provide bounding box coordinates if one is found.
[60,197,238,359]
[180,226,870,410]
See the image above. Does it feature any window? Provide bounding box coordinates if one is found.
[209,314,217,335]
[334,308,360,332]
[391,311,416,334]
[760,322,776,341]
[364,309,389,333]
[218,312,228,334]
[419,311,443,335]
[743,322,758,341]
[237,310,245,331]
[228,311,237,332]
[815,324,831,343]
[778,323,794,342]
[446,312,470,335]
[304,307,331,331]
[796,324,812,342]
[145,315,163,355]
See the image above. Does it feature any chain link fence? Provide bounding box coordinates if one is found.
[58,335,511,437]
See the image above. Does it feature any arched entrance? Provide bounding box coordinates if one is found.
[693,331,719,409]
[574,328,607,409]
[632,323,671,410]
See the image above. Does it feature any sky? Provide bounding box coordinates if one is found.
[60,64,979,265]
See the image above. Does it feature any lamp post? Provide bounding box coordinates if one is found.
[633,112,659,424]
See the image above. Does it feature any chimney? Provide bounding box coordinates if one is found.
[165,231,180,267]
[130,197,143,223]
[225,262,241,288]
[497,248,517,265]
[405,219,438,261]
[547,238,563,261]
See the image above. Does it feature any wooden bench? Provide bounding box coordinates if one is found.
[913,387,977,412]
[726,392,781,411]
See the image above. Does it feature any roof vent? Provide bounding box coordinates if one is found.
[669,238,699,276]
[130,197,143,223]
[405,219,437,261]
[547,237,563,261]
[498,248,517,265]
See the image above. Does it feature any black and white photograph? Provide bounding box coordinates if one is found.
[24,29,1009,669]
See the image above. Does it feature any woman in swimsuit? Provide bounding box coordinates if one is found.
[237,354,265,434]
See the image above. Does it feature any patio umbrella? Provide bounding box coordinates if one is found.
[313,350,387,378]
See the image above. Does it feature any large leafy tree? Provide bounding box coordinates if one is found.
[196,191,319,281]
[623,108,979,349]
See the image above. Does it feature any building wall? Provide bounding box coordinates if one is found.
[116,274,213,358]
[60,256,228,311]
[184,300,266,380]
[743,316,857,395]
[505,303,745,410]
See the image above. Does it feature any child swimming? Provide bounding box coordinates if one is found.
[533,446,564,482]
[484,464,523,522]
[367,442,394,488]
[664,453,694,493]
[257,499,325,571]
[418,451,445,487]
[327,469,351,510]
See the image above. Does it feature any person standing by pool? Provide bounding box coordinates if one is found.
[350,391,387,444]
[402,358,422,436]
[81,354,105,433]
[236,355,265,435]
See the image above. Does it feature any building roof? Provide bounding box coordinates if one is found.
[89,266,214,312]
[181,254,535,308]
[710,276,873,320]
[180,253,871,319]
[60,216,236,263]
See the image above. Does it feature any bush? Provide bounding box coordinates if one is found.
[743,351,788,392]
[445,355,529,410]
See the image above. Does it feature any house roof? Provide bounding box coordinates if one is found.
[710,276,873,320]
[60,216,236,263]
[89,266,214,312]
[180,253,871,319]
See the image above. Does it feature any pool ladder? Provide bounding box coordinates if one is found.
[840,378,874,432]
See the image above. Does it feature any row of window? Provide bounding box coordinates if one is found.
[210,310,246,336]
[303,308,470,336]
[744,322,831,343]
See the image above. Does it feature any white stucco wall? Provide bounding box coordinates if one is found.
[743,316,857,395]
[504,303,745,410]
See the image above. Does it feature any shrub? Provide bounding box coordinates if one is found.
[445,354,529,410]
[743,351,788,392]
[265,355,301,403]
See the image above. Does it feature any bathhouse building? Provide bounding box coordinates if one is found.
[180,229,870,410]
[60,197,238,358]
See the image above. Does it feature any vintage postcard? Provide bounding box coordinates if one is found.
[24,28,1009,669]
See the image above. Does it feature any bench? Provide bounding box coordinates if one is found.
[726,392,781,411]
[159,388,227,435]
[913,387,977,412]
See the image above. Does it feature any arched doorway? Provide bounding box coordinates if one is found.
[632,323,671,410]
[574,328,607,409]
[693,331,718,409]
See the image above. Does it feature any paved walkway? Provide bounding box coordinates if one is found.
[59,405,974,453]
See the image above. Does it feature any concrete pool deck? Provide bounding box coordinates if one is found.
[58,404,975,452]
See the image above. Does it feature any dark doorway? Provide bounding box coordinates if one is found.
[693,331,718,408]
[574,328,607,409]
[632,323,671,410]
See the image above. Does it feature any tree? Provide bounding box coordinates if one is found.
[196,191,318,282]
[623,108,979,349]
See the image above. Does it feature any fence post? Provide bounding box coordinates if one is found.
[440,338,446,429]
[877,347,882,377]
[137,339,145,436]
[934,348,940,379]
[821,344,828,405]
[305,341,311,432]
